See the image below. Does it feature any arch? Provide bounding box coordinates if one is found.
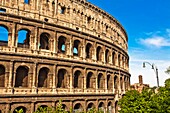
[36,105,48,112]
[38,67,49,87]
[105,49,110,63]
[0,25,8,46]
[86,43,93,59]
[13,106,27,113]
[58,36,66,53]
[74,103,83,112]
[107,74,113,89]
[15,66,29,87]
[39,33,50,50]
[114,76,118,89]
[73,40,81,56]
[57,69,68,88]
[18,29,30,48]
[108,102,113,113]
[86,72,95,89]
[24,0,30,4]
[98,102,105,112]
[87,103,95,111]
[62,104,68,111]
[96,46,103,61]
[112,52,115,65]
[73,70,83,88]
[98,73,104,89]
[0,65,5,87]
[118,54,121,67]
[120,77,123,90]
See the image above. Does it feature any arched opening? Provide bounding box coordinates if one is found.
[107,75,113,90]
[114,76,118,90]
[118,54,121,67]
[18,29,30,48]
[38,67,49,87]
[86,72,95,89]
[98,102,105,112]
[15,66,29,87]
[115,101,118,113]
[73,70,83,88]
[112,52,115,65]
[0,65,5,87]
[86,43,93,59]
[105,49,110,63]
[87,103,94,111]
[13,106,27,113]
[73,40,81,56]
[58,36,66,53]
[120,77,123,90]
[24,0,29,4]
[62,104,68,111]
[108,102,113,113]
[74,103,83,112]
[36,105,48,112]
[98,73,104,89]
[39,33,50,50]
[124,76,127,90]
[57,69,68,88]
[96,46,103,61]
[0,25,8,46]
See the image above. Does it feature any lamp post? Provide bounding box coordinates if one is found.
[143,62,159,87]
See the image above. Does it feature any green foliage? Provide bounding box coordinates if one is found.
[165,66,170,74]
[118,78,170,113]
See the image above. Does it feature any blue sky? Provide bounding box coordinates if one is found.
[88,0,170,86]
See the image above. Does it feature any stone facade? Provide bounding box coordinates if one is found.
[0,0,130,112]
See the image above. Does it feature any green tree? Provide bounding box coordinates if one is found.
[165,66,170,74]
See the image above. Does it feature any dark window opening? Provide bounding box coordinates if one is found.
[0,25,8,46]
[58,36,66,53]
[96,46,102,61]
[76,27,79,30]
[15,66,29,87]
[98,102,104,112]
[60,7,66,14]
[112,52,115,65]
[74,103,83,113]
[86,43,92,59]
[44,18,48,22]
[39,33,50,50]
[73,40,81,56]
[86,72,95,89]
[13,106,27,113]
[87,16,91,24]
[57,69,67,88]
[73,70,82,88]
[87,103,94,111]
[0,8,6,12]
[105,49,109,63]
[114,76,118,89]
[38,67,49,87]
[107,75,112,89]
[0,65,5,87]
[18,29,30,48]
[98,73,104,89]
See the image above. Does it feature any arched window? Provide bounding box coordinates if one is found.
[73,70,83,88]
[74,103,83,113]
[87,103,95,111]
[15,66,29,87]
[105,49,110,63]
[39,33,50,50]
[73,40,81,56]
[18,29,30,48]
[120,77,123,90]
[57,69,68,88]
[86,72,95,89]
[86,43,93,59]
[107,75,113,90]
[62,104,68,111]
[0,65,5,87]
[98,102,105,112]
[58,36,66,53]
[114,76,118,89]
[96,46,103,61]
[13,106,27,113]
[24,0,29,4]
[60,6,66,14]
[38,67,49,87]
[108,102,113,113]
[0,25,8,46]
[36,105,48,112]
[112,52,115,65]
[118,54,121,67]
[98,73,104,89]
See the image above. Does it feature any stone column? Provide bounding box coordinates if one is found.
[95,70,98,91]
[93,42,97,61]
[105,71,108,93]
[70,67,73,93]
[84,68,87,92]
[52,65,56,93]
[32,62,37,94]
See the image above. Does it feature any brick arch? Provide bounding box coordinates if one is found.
[15,66,29,87]
[73,70,83,88]
[58,35,67,53]
[13,106,27,113]
[0,64,5,87]
[114,75,119,90]
[73,103,83,112]
[98,101,105,112]
[96,46,103,62]
[108,101,113,113]
[86,42,93,59]
[86,71,96,89]
[73,39,82,56]
[107,74,113,90]
[0,24,9,46]
[17,28,31,48]
[105,49,110,63]
[97,73,105,89]
[87,102,95,111]
[39,32,50,50]
[38,67,50,88]
[57,68,69,88]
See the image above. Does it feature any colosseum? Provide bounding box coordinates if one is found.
[0,0,130,112]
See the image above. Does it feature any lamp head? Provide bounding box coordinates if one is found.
[143,62,145,68]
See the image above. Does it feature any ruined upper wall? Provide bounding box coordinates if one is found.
[0,0,128,52]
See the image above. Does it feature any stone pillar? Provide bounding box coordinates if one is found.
[93,42,97,61]
[31,63,37,94]
[52,65,56,93]
[70,67,73,93]
[31,102,35,113]
[105,72,108,93]
[82,39,86,60]
[84,68,87,91]
[95,70,98,91]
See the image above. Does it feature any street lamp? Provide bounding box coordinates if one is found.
[143,62,159,87]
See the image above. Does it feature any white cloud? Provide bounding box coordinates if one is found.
[139,29,170,47]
